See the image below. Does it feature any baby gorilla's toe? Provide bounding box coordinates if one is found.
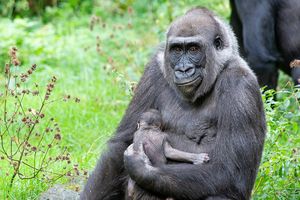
[202,153,210,162]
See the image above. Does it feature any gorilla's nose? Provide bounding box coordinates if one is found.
[175,66,195,79]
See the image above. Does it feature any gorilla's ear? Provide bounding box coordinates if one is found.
[214,35,223,50]
[213,16,239,56]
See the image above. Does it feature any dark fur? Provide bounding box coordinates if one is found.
[230,0,300,89]
[81,8,266,200]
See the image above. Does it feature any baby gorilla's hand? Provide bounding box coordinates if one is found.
[192,153,210,165]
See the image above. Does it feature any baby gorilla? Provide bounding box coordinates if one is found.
[126,109,209,200]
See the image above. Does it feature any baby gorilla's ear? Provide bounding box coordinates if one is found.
[156,122,162,129]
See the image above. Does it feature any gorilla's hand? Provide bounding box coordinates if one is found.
[124,144,157,184]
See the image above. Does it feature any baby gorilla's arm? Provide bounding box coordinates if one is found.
[164,142,209,164]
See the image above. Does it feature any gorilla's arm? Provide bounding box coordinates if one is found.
[231,0,280,89]
[124,63,266,199]
[81,53,164,200]
[229,0,244,56]
[232,0,279,63]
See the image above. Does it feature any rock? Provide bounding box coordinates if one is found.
[39,184,80,200]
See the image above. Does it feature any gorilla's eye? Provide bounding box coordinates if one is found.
[214,36,223,50]
[174,47,183,53]
[171,46,183,54]
[189,46,200,53]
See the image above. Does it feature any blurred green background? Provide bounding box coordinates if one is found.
[0,0,299,199]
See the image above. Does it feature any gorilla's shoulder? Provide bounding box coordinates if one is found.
[217,57,260,92]
[134,45,167,92]
[144,44,165,74]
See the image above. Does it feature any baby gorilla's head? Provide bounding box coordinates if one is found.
[138,109,162,129]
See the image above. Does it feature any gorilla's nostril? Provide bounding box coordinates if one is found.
[185,67,195,76]
[175,71,184,78]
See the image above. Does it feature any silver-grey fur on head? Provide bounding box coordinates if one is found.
[157,8,245,102]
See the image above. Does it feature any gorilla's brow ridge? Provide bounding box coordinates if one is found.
[168,35,206,45]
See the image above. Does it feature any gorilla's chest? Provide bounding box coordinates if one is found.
[157,91,217,148]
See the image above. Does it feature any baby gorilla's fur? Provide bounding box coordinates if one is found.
[126,109,209,200]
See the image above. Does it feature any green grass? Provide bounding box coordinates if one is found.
[0,1,299,199]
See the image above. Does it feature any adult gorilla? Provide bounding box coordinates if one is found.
[81,8,266,200]
[230,0,300,90]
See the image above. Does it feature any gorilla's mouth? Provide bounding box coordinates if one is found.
[176,74,202,86]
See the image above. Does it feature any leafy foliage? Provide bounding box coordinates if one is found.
[253,87,300,199]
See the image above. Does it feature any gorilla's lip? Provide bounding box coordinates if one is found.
[175,75,202,86]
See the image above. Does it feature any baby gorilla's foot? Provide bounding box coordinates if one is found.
[192,153,210,165]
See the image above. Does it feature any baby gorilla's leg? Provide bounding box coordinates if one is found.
[164,142,209,164]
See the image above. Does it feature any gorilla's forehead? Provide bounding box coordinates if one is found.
[168,15,218,39]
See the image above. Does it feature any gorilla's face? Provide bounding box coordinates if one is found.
[162,8,234,102]
[166,36,207,97]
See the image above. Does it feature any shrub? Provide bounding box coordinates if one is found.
[253,86,300,199]
[0,47,75,197]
